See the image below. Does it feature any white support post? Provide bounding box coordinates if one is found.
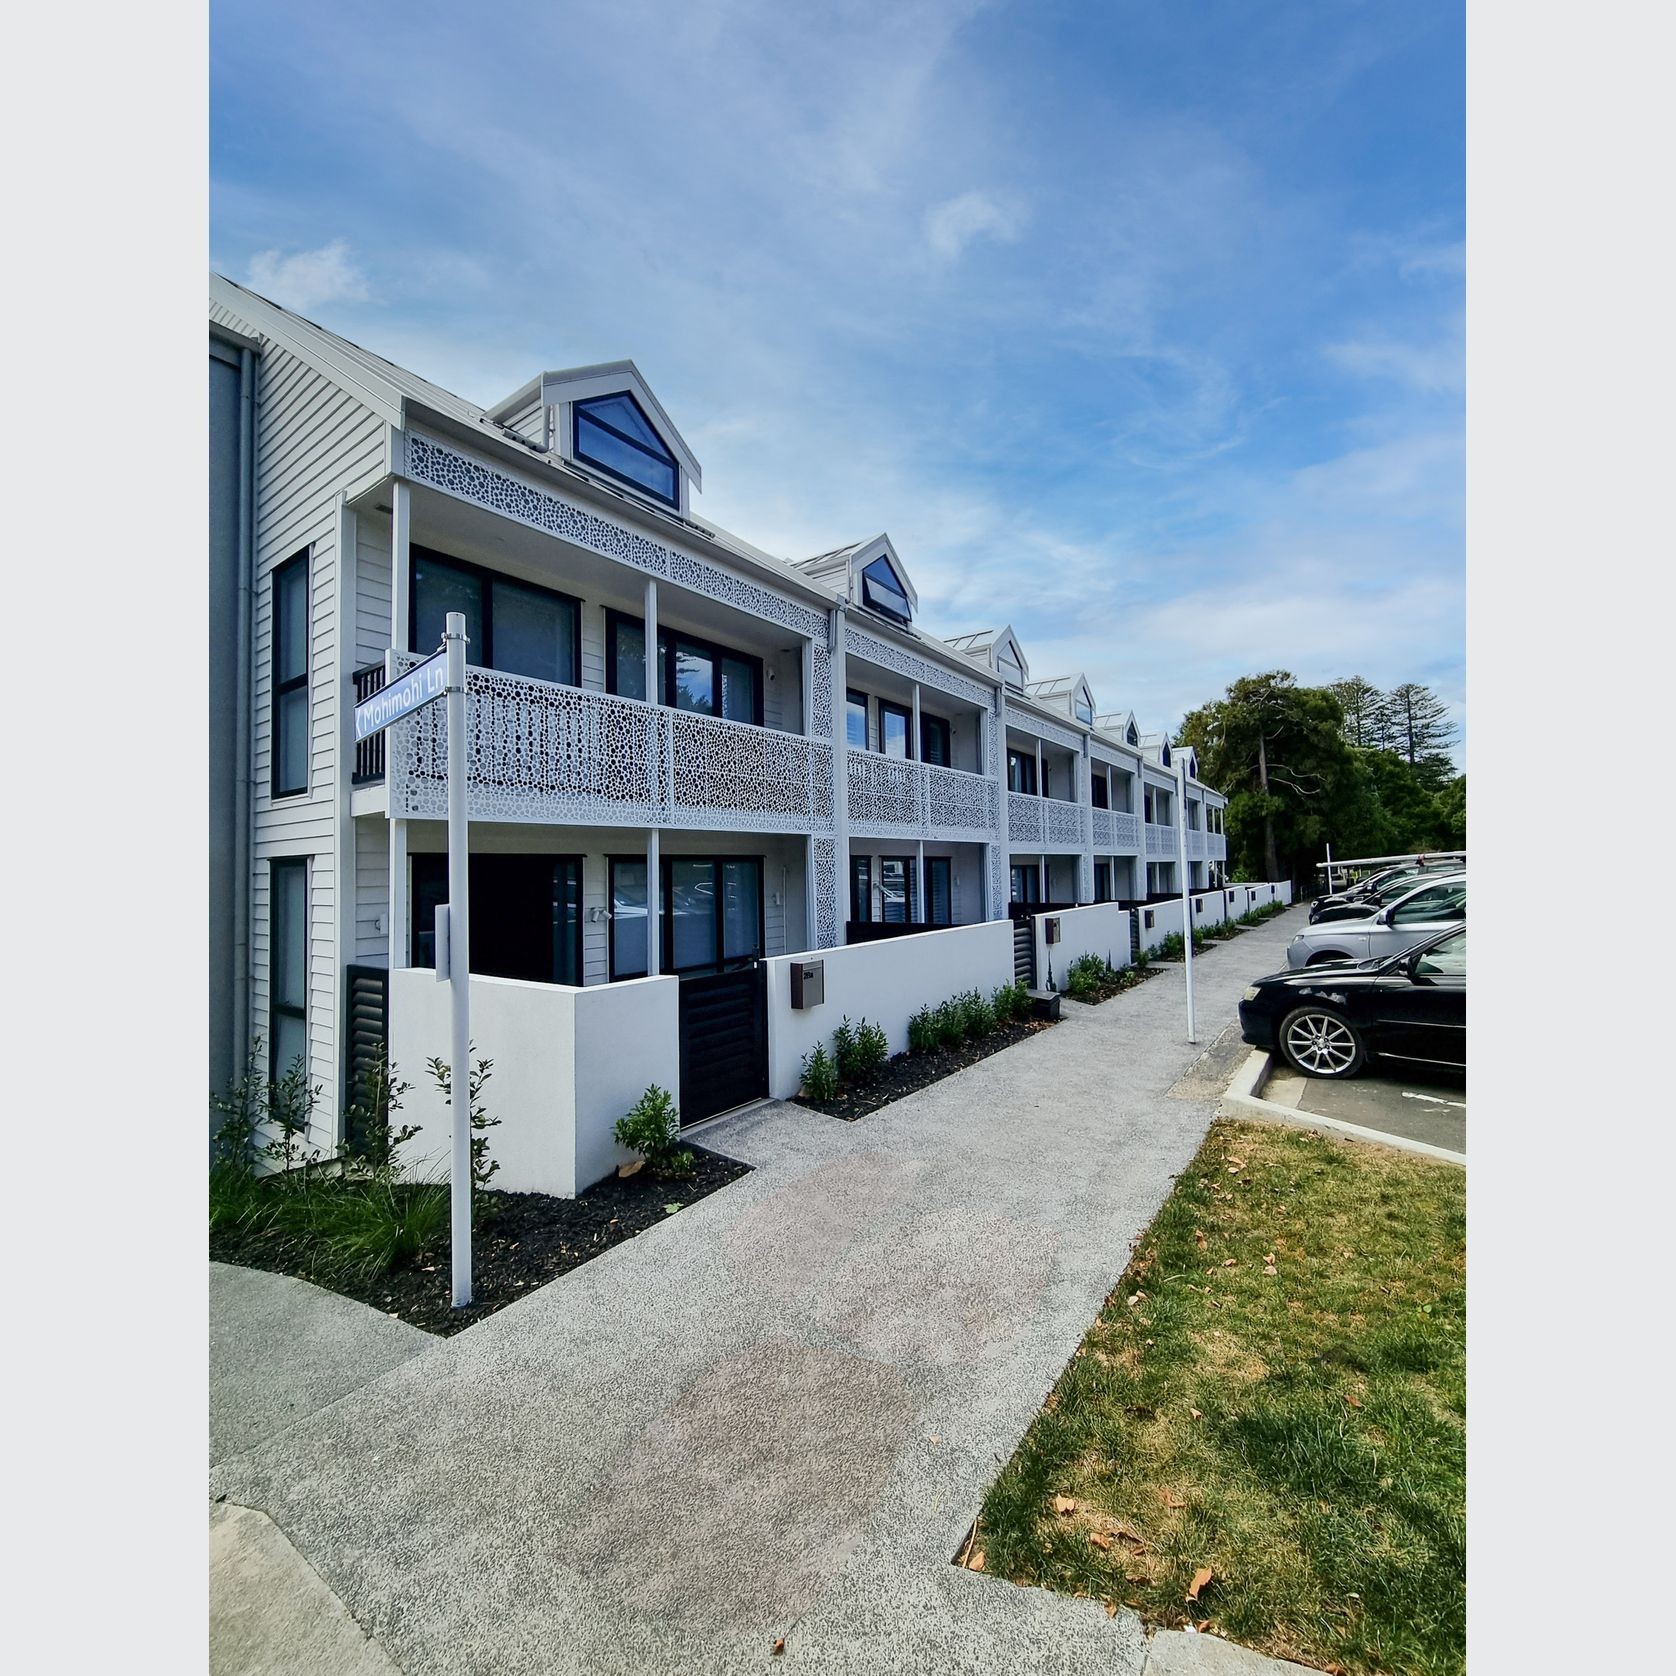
[1176,756,1196,1044]
[643,576,658,705]
[444,610,473,1308]
[388,479,411,975]
[915,839,925,927]
[333,495,357,1145]
[911,682,924,834]
[646,828,660,977]
[830,604,851,927]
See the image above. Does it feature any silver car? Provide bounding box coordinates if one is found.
[1286,872,1466,969]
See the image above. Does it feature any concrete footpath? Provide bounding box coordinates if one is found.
[211,911,1306,1676]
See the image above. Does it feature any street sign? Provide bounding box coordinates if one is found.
[354,649,448,741]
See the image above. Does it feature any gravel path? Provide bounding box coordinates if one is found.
[210,909,1303,1676]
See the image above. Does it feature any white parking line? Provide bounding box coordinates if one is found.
[1401,1090,1468,1111]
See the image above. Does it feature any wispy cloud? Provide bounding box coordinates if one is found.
[246,240,370,310]
[923,190,1026,261]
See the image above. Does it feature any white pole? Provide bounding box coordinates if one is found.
[1176,756,1195,1044]
[444,610,473,1309]
[1325,840,1335,896]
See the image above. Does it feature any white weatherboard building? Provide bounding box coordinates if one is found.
[207,275,1238,1181]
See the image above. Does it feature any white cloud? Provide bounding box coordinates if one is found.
[246,240,370,311]
[923,190,1025,260]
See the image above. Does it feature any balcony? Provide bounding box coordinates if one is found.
[387,656,835,833]
[1092,808,1143,851]
[1145,822,1176,857]
[1007,791,1087,850]
[847,750,999,840]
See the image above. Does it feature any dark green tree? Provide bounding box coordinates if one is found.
[1327,676,1390,750]
[1385,682,1457,769]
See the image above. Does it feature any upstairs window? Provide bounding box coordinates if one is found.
[846,689,870,750]
[860,557,911,624]
[996,646,1025,690]
[879,700,912,759]
[411,548,579,688]
[1006,749,1037,795]
[573,392,679,507]
[920,713,951,767]
[271,552,310,798]
[1074,692,1094,726]
[1091,774,1109,810]
[1126,722,1139,746]
[605,612,764,726]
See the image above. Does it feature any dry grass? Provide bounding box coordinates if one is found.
[972,1119,1465,1675]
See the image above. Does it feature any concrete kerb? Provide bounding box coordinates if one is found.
[1220,1048,1467,1168]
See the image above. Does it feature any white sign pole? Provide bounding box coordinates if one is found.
[1325,840,1335,896]
[1176,756,1196,1044]
[444,611,473,1309]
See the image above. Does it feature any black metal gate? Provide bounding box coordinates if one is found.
[342,965,389,1140]
[678,963,769,1125]
[1012,917,1036,987]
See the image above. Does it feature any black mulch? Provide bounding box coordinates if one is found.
[1064,963,1168,1003]
[793,1016,1058,1121]
[209,1145,750,1336]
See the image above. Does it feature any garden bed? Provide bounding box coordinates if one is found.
[793,1016,1057,1120]
[1063,962,1166,1004]
[209,1145,750,1335]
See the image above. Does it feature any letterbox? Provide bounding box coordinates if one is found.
[1044,916,1061,946]
[790,958,825,1010]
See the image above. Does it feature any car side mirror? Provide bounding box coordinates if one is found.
[1375,907,1393,926]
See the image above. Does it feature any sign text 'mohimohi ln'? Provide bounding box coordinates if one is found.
[354,650,448,741]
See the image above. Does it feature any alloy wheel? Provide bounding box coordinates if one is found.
[1281,1009,1362,1077]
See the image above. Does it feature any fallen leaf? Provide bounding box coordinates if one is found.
[969,1550,986,1571]
[1189,1408,1203,1421]
[1089,1532,1111,1550]
[1186,1566,1214,1603]
[1126,1292,1143,1307]
[1222,1258,1238,1268]
[1264,1253,1275,1264]
[1053,1495,1078,1516]
[1227,1157,1245,1168]
[1104,1601,1118,1618]
[1263,1264,1278,1277]
[1194,1230,1208,1249]
[1161,1491,1186,1510]
[1112,1525,1148,1548]
[1344,1393,1362,1409]
[663,1203,683,1215]
[772,1638,786,1656]
[617,1159,644,1178]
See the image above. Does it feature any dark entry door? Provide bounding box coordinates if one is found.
[412,854,583,984]
[678,963,769,1124]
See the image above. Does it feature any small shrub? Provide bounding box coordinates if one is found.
[800,1043,839,1103]
[660,1147,696,1181]
[428,1051,502,1219]
[343,1050,417,1175]
[832,1016,861,1081]
[908,1005,938,1055]
[852,1018,890,1079]
[963,989,996,1039]
[312,1179,449,1280]
[934,999,965,1050]
[999,978,1032,1020]
[989,984,1019,1025]
[1133,946,1151,969]
[1065,953,1111,999]
[615,1082,693,1175]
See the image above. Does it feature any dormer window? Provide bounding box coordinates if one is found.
[997,647,1025,690]
[1074,694,1094,726]
[573,392,679,507]
[1127,722,1138,746]
[861,556,911,624]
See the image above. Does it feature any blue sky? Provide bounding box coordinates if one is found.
[211,0,1463,759]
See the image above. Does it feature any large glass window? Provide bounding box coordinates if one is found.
[411,547,578,687]
[1010,863,1041,906]
[861,557,911,623]
[1074,695,1094,725]
[1006,749,1037,795]
[850,855,872,921]
[879,701,912,760]
[846,690,870,750]
[720,656,758,725]
[1091,773,1109,809]
[673,639,715,714]
[573,392,679,507]
[610,615,647,701]
[411,855,582,985]
[662,857,762,972]
[997,647,1025,690]
[272,554,309,798]
[269,858,308,1083]
[920,714,951,767]
[880,857,915,924]
[927,857,952,926]
[1094,862,1111,903]
[1413,931,1466,976]
[610,859,648,979]
[606,614,763,726]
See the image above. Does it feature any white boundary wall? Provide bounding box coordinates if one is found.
[1190,891,1226,928]
[390,969,680,1197]
[1035,903,1132,991]
[1135,897,1186,953]
[763,920,1013,1100]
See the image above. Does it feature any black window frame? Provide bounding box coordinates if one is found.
[572,391,680,509]
[879,855,917,924]
[1091,772,1109,809]
[920,712,951,767]
[604,610,766,728]
[1094,861,1112,903]
[271,551,310,799]
[608,854,652,982]
[1006,748,1037,796]
[268,856,308,1085]
[409,545,582,689]
[845,688,871,751]
[860,556,911,624]
[850,855,872,922]
[661,854,766,976]
[877,699,913,760]
[409,853,584,987]
[926,855,953,926]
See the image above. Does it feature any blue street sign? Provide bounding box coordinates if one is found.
[354,650,449,741]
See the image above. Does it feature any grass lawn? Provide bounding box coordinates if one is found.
[972,1118,1464,1676]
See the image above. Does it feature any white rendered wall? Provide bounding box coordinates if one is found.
[1033,902,1132,991]
[390,969,679,1197]
[1135,896,1186,953]
[762,919,1013,1099]
[1190,891,1226,928]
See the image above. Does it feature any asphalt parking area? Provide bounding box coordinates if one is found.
[1262,1057,1466,1156]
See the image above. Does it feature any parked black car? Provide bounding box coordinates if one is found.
[1238,925,1465,1078]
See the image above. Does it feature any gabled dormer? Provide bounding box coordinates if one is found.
[1097,710,1141,749]
[945,625,1029,692]
[488,361,701,516]
[796,534,918,627]
[1138,732,1173,768]
[1177,745,1199,780]
[1025,674,1097,728]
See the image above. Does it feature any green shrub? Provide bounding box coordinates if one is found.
[1133,946,1151,969]
[428,1052,502,1219]
[934,999,965,1049]
[343,1050,417,1174]
[615,1082,694,1173]
[962,989,996,1039]
[800,1043,839,1102]
[852,1018,890,1079]
[908,1005,938,1054]
[1156,931,1185,961]
[996,978,1031,1020]
[989,984,1019,1025]
[659,1147,696,1181]
[831,1016,860,1080]
[1065,952,1111,999]
[311,1179,449,1280]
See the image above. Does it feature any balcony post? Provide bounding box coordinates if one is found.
[1078,736,1094,904]
[643,576,658,706]
[388,480,411,971]
[992,688,1009,920]
[646,828,661,977]
[830,602,850,928]
[911,682,925,834]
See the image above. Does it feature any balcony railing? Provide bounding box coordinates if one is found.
[847,751,998,839]
[1091,808,1143,851]
[1006,791,1086,849]
[1145,822,1176,857]
[352,663,388,783]
[387,655,834,833]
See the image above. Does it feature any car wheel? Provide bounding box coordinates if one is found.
[1305,950,1348,967]
[1279,1007,1366,1078]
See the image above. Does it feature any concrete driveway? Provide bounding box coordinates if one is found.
[1260,1059,1466,1155]
[210,910,1304,1676]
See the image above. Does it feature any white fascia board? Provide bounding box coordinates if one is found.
[849,533,919,614]
[540,362,701,487]
[486,375,543,421]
